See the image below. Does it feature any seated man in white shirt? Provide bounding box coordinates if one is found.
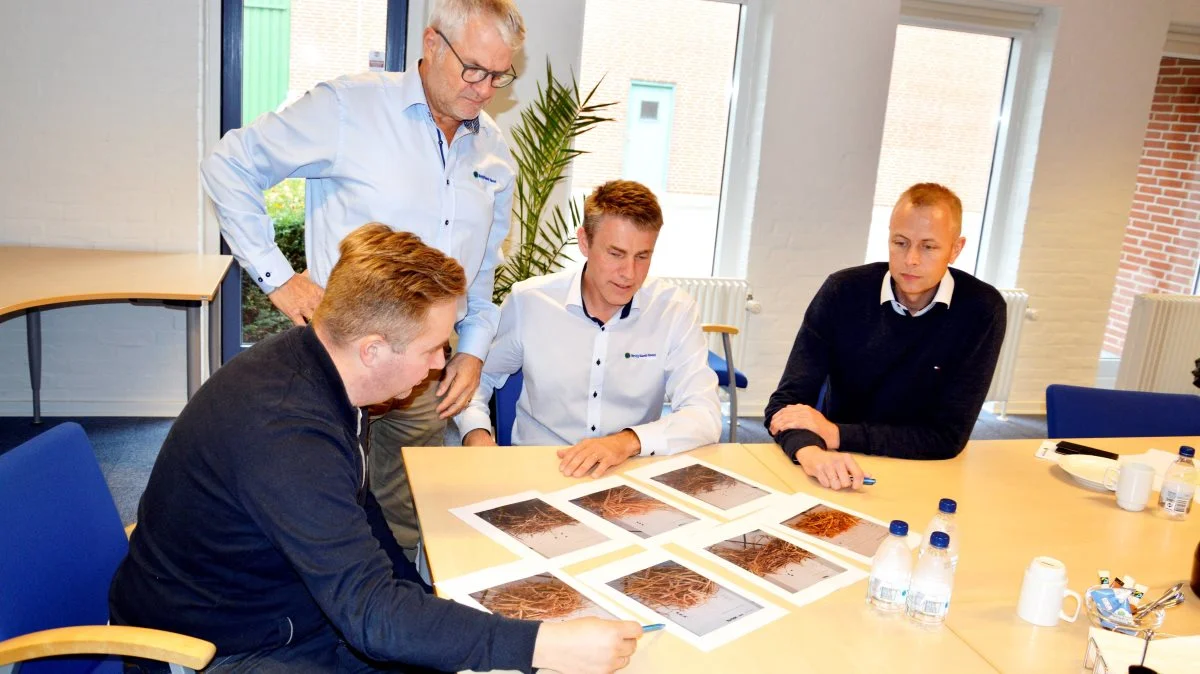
[457,180,721,477]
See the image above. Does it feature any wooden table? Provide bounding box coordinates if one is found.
[0,246,232,421]
[406,443,996,672]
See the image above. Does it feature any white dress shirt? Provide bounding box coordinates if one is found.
[456,266,722,455]
[880,271,955,318]
[200,69,514,358]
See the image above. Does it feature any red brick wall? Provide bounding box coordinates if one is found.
[1103,56,1200,356]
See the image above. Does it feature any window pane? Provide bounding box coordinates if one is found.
[240,0,387,345]
[866,25,1012,275]
[573,0,741,277]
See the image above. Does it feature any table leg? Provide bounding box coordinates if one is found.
[186,303,201,399]
[208,295,221,377]
[26,309,42,424]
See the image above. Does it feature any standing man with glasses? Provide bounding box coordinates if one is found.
[201,0,523,560]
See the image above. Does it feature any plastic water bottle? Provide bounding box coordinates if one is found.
[907,531,954,626]
[920,498,959,571]
[867,520,912,612]
[1159,446,1197,520]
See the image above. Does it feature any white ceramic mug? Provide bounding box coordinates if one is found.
[1017,556,1082,627]
[1102,462,1156,512]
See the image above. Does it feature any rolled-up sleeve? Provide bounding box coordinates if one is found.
[454,143,513,360]
[200,82,343,293]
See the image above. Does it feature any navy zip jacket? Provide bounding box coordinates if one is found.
[765,262,1007,461]
[110,326,539,672]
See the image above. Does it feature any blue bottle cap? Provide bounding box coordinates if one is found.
[938,498,958,514]
[930,531,950,549]
[889,520,909,536]
[1180,446,1195,458]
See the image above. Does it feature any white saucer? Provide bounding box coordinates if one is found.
[1057,454,1118,491]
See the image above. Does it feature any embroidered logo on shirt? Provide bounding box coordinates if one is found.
[473,170,497,184]
[625,352,657,359]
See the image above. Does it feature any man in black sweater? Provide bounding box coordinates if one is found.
[765,183,1007,491]
[110,224,640,673]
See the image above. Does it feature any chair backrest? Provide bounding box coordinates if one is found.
[0,422,128,673]
[1045,384,1200,439]
[494,370,524,447]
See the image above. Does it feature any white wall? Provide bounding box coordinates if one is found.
[0,0,209,416]
[3,0,1199,418]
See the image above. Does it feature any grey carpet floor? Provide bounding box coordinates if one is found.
[0,411,1047,525]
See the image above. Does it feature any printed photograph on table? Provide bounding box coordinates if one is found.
[437,559,633,624]
[578,549,787,652]
[542,476,716,545]
[762,494,920,566]
[679,515,867,606]
[450,490,626,566]
[625,456,783,519]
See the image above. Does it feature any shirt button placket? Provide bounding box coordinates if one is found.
[587,326,607,437]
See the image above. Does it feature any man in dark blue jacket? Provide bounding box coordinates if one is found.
[110,224,640,673]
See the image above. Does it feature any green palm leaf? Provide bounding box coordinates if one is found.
[494,62,613,304]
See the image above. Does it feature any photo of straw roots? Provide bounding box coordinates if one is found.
[609,560,764,637]
[707,529,847,594]
[476,498,609,559]
[782,504,889,558]
[650,463,769,511]
[470,573,617,622]
[571,485,699,539]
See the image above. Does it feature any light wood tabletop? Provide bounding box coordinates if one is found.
[0,246,231,314]
[743,437,1200,672]
[406,443,1001,673]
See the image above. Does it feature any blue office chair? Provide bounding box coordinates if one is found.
[1045,384,1200,439]
[0,422,214,674]
[493,370,524,447]
[704,325,747,442]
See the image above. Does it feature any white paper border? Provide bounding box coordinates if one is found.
[759,493,921,567]
[577,548,787,652]
[624,456,785,519]
[541,476,719,547]
[449,490,628,567]
[676,512,868,607]
[436,558,637,622]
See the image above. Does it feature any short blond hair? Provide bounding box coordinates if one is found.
[430,0,526,50]
[313,224,466,349]
[896,183,963,232]
[582,180,664,241]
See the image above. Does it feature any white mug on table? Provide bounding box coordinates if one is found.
[1102,462,1156,512]
[1018,556,1082,626]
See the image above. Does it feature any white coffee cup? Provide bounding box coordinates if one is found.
[1102,462,1156,512]
[1017,556,1082,627]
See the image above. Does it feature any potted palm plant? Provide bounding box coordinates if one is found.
[493,63,613,304]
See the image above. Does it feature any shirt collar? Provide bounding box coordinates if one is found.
[566,264,636,326]
[880,269,955,317]
[402,61,481,135]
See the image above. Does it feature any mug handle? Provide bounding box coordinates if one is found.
[1061,588,1082,623]
[1102,467,1121,491]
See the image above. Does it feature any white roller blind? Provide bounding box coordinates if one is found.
[901,0,1042,33]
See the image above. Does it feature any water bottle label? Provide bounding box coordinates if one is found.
[869,577,907,604]
[908,589,950,618]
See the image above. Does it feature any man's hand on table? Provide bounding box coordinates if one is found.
[532,618,641,674]
[436,353,483,419]
[558,430,641,478]
[794,445,869,491]
[462,429,497,447]
[268,272,324,325]
[768,403,840,449]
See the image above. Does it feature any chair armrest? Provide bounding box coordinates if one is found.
[701,324,739,335]
[0,625,215,671]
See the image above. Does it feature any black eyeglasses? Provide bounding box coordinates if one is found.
[435,29,517,88]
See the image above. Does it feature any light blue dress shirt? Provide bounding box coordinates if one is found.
[200,69,515,359]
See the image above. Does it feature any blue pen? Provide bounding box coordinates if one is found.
[862,477,877,486]
[641,623,666,632]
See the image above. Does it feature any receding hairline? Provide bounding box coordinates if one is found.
[889,199,963,240]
